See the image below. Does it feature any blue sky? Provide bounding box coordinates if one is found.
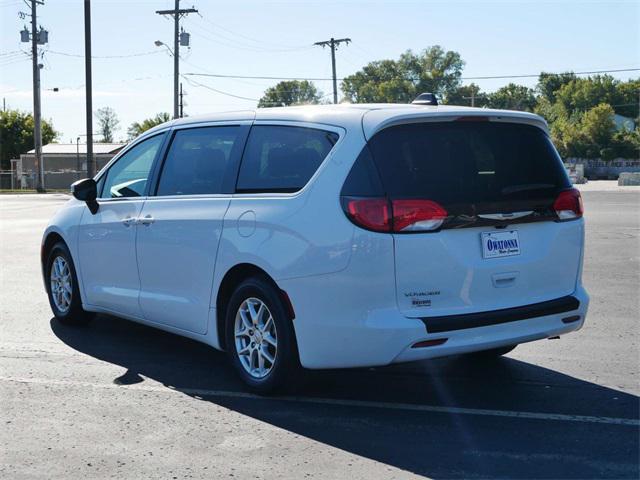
[1,0,639,142]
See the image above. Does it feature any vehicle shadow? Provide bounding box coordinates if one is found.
[51,315,640,479]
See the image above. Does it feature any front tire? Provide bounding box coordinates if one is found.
[45,242,93,325]
[225,276,298,394]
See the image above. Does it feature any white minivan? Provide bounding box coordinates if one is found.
[42,104,589,392]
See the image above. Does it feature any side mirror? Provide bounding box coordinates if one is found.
[71,178,99,214]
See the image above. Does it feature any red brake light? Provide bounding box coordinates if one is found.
[343,197,448,233]
[553,188,583,220]
[391,199,448,232]
[345,198,391,232]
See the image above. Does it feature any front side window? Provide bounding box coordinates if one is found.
[100,134,165,198]
[236,125,339,193]
[156,126,240,196]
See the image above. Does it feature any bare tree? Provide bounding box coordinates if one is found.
[96,107,120,143]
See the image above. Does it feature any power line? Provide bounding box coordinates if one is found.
[186,16,313,53]
[46,49,163,59]
[193,13,311,51]
[0,50,25,56]
[183,67,640,83]
[461,68,640,80]
[181,75,259,102]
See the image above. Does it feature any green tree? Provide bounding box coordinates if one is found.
[486,83,537,111]
[615,79,640,119]
[96,107,120,143]
[537,72,577,103]
[549,103,638,160]
[258,80,322,108]
[611,128,640,159]
[540,77,640,160]
[581,103,616,151]
[341,45,464,103]
[554,75,622,116]
[444,83,486,107]
[0,109,57,170]
[127,112,171,139]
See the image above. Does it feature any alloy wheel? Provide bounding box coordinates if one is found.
[234,297,278,379]
[50,256,72,313]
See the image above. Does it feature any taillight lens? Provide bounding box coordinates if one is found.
[345,198,391,232]
[392,199,448,232]
[553,188,583,220]
[343,197,448,233]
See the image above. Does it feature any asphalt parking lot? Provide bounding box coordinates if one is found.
[1,185,639,479]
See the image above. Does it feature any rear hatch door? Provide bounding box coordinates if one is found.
[366,119,583,318]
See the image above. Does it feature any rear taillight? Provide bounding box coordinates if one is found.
[343,197,448,233]
[345,198,391,232]
[391,199,448,232]
[553,188,583,220]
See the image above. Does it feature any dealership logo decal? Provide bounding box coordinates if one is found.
[486,238,519,252]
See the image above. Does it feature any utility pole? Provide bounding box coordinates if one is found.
[31,0,44,191]
[314,37,351,104]
[84,0,95,178]
[156,1,197,119]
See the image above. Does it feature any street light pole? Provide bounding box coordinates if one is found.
[84,0,94,178]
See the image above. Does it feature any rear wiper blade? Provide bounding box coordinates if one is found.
[501,183,555,195]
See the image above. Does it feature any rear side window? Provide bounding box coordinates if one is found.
[157,126,240,196]
[367,122,570,207]
[237,125,339,193]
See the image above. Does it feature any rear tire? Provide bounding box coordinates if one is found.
[470,344,517,358]
[45,242,93,326]
[225,276,298,394]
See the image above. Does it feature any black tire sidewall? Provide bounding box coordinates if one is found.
[225,276,297,393]
[46,242,89,324]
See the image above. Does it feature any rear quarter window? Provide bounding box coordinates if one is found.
[236,125,339,193]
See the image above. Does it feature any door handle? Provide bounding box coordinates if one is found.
[139,215,154,226]
[122,216,136,227]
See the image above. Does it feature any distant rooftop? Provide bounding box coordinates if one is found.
[27,143,125,155]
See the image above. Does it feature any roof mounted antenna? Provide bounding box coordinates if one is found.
[412,93,438,106]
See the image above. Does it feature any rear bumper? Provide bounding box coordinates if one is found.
[282,268,589,369]
[420,295,581,334]
[393,285,589,364]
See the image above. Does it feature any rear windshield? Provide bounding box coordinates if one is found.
[367,122,570,206]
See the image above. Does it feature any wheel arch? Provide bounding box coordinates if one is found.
[42,231,66,264]
[41,229,86,306]
[215,263,295,351]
